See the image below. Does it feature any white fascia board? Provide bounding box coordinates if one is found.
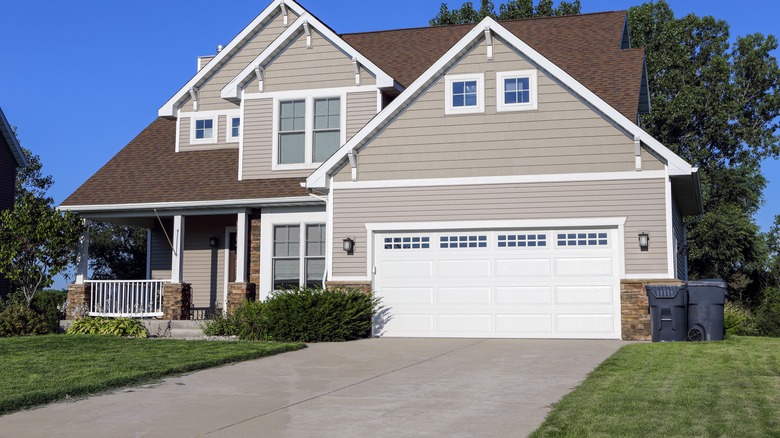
[0,107,27,167]
[157,0,308,117]
[307,17,693,189]
[365,217,627,233]
[221,12,397,100]
[58,196,322,214]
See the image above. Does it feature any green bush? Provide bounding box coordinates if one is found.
[0,304,51,337]
[202,310,237,337]
[67,317,148,338]
[30,291,67,333]
[723,301,754,336]
[233,300,265,341]
[262,287,380,342]
[754,288,780,337]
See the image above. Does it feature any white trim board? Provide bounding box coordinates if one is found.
[59,196,323,214]
[364,217,627,233]
[307,16,694,189]
[221,13,396,100]
[158,0,309,117]
[333,170,667,190]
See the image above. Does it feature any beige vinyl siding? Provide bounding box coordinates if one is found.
[182,215,234,310]
[672,195,687,280]
[347,91,377,141]
[181,10,297,112]
[179,116,239,152]
[641,145,666,171]
[335,36,663,182]
[246,29,375,93]
[332,178,668,277]
[150,221,172,280]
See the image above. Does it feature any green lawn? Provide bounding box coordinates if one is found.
[0,335,304,415]
[532,337,780,437]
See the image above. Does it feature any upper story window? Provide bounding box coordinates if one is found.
[274,96,343,168]
[228,117,240,142]
[190,117,218,145]
[445,73,484,115]
[496,70,538,112]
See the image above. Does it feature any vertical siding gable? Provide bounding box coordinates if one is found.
[335,36,645,182]
[246,28,376,93]
[182,10,297,112]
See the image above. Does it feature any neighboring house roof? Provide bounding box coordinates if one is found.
[342,11,645,121]
[60,118,307,209]
[308,16,695,189]
[0,107,27,167]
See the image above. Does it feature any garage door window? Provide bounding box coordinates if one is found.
[384,236,430,250]
[440,235,487,248]
[557,232,608,247]
[498,234,547,248]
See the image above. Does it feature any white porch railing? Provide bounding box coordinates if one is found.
[86,280,169,318]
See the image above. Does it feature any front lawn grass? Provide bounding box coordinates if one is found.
[532,337,780,437]
[0,335,305,415]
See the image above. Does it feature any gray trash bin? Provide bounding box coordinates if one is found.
[687,279,727,341]
[646,285,688,342]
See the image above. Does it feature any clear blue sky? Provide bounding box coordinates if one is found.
[1,1,778,287]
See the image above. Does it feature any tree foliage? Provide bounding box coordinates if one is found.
[88,222,147,280]
[628,1,780,300]
[430,0,581,26]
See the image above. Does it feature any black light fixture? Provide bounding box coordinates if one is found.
[209,236,219,248]
[342,237,355,254]
[638,232,649,251]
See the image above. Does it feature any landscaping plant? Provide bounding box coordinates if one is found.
[0,304,51,337]
[67,317,148,338]
[723,300,754,336]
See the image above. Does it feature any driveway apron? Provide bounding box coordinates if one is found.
[0,338,624,437]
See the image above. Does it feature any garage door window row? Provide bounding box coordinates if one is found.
[557,232,608,247]
[440,235,488,248]
[383,236,430,250]
[497,234,547,247]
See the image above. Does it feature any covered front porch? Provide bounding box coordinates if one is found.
[66,208,260,320]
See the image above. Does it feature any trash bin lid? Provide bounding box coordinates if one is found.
[646,285,684,298]
[687,279,728,289]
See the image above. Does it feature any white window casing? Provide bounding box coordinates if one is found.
[444,73,485,115]
[496,70,538,112]
[190,116,218,145]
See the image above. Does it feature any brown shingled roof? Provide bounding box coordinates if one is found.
[62,118,307,206]
[343,11,644,120]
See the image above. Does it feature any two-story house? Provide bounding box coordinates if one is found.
[61,0,702,340]
[0,107,28,297]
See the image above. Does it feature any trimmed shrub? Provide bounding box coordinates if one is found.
[67,317,148,338]
[723,301,754,336]
[0,304,51,337]
[262,287,380,342]
[233,300,265,341]
[30,290,67,333]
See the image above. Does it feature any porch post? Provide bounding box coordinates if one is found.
[236,210,248,283]
[145,228,152,280]
[75,219,90,284]
[171,215,185,283]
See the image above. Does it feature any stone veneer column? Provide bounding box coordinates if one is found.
[227,282,257,314]
[324,281,373,294]
[66,283,91,320]
[162,283,192,320]
[248,210,261,287]
[620,279,684,341]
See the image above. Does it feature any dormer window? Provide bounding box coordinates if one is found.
[190,116,218,145]
[274,95,344,168]
[313,98,341,162]
[496,70,538,112]
[445,73,484,115]
[228,117,241,142]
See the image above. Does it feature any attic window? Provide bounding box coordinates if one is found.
[227,117,240,143]
[445,73,484,115]
[496,70,538,112]
[191,117,217,145]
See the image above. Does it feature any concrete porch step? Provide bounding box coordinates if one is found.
[145,320,205,338]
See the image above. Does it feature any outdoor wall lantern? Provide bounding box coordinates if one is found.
[638,232,649,251]
[342,237,355,254]
[209,236,219,248]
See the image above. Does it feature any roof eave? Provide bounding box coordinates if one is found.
[0,107,27,167]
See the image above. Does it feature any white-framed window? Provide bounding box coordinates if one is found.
[496,70,538,112]
[272,223,326,290]
[273,94,345,169]
[191,117,218,144]
[227,117,241,143]
[445,73,485,115]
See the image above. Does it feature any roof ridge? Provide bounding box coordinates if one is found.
[339,10,627,37]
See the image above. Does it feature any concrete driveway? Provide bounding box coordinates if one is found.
[0,338,624,438]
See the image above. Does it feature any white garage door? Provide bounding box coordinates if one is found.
[373,228,621,339]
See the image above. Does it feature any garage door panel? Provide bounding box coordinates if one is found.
[555,285,614,305]
[438,315,492,333]
[495,286,552,304]
[555,257,613,276]
[382,287,434,305]
[495,259,551,277]
[495,315,553,334]
[556,314,615,335]
[381,260,433,278]
[386,315,434,333]
[438,287,491,304]
[437,259,491,277]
